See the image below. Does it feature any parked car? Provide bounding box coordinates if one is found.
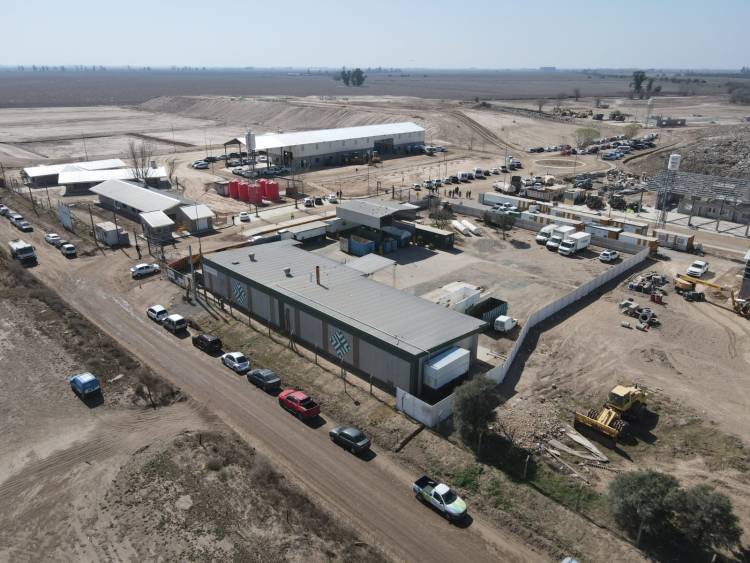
[192,333,222,354]
[204,156,218,163]
[130,263,160,279]
[687,260,709,278]
[17,221,33,232]
[314,196,324,206]
[246,368,281,392]
[239,211,251,222]
[60,243,76,257]
[52,238,68,249]
[433,178,442,187]
[146,304,168,323]
[163,314,187,334]
[303,197,314,208]
[44,232,61,245]
[278,388,320,419]
[68,372,101,399]
[449,176,460,184]
[329,425,371,453]
[412,475,467,522]
[0,204,8,216]
[327,193,338,204]
[490,167,500,175]
[221,351,250,373]
[599,249,620,263]
[192,160,209,169]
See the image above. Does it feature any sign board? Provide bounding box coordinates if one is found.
[57,202,74,232]
[330,329,351,359]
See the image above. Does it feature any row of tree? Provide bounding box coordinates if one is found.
[332,67,366,86]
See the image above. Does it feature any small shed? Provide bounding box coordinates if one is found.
[94,221,129,247]
[140,211,174,243]
[178,204,215,233]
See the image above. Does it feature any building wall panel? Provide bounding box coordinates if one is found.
[358,339,411,391]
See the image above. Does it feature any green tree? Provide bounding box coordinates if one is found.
[630,70,648,99]
[351,68,367,86]
[574,127,600,148]
[623,123,641,139]
[573,87,581,101]
[453,374,497,454]
[483,210,515,240]
[340,67,351,86]
[609,470,679,546]
[668,484,741,552]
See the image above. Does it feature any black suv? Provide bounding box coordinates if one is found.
[191,334,222,354]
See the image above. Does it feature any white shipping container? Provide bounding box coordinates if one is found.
[554,225,577,239]
[423,347,471,389]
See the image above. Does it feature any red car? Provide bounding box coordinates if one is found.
[278,388,320,419]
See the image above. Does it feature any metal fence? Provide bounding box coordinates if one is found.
[395,246,650,426]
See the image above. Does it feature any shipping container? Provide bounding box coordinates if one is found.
[585,223,622,239]
[423,347,471,389]
[620,231,659,253]
[466,297,508,324]
[652,229,693,251]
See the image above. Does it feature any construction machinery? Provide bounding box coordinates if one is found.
[574,384,648,446]
[674,274,750,318]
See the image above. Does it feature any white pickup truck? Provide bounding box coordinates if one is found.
[412,475,467,522]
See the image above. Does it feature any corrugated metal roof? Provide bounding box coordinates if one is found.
[346,254,396,275]
[58,166,167,185]
[90,179,182,212]
[286,220,329,234]
[140,210,174,228]
[226,122,424,151]
[203,242,485,356]
[24,159,126,178]
[337,199,410,219]
[179,204,215,220]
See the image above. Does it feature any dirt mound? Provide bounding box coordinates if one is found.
[141,95,421,133]
[106,430,386,562]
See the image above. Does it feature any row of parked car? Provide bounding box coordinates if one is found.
[0,204,34,233]
[144,300,373,455]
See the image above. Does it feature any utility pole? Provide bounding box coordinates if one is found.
[188,244,197,300]
[88,204,101,251]
[81,134,88,161]
[27,185,37,214]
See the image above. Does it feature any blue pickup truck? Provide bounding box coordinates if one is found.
[68,372,101,398]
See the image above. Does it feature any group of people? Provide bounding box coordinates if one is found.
[445,187,472,199]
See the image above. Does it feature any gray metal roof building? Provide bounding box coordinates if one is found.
[201,241,485,394]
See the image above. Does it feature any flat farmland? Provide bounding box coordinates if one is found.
[0,69,734,108]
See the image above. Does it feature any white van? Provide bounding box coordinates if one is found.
[457,172,469,182]
[163,314,188,334]
[535,224,556,245]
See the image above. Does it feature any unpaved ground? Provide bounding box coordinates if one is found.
[0,216,386,561]
[496,248,750,547]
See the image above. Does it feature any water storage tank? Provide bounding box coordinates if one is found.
[229,180,239,199]
[451,220,469,235]
[248,183,262,205]
[258,178,269,199]
[266,181,280,201]
[238,182,250,202]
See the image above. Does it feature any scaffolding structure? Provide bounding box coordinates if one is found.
[645,170,750,235]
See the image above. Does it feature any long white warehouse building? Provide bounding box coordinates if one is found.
[224,122,425,169]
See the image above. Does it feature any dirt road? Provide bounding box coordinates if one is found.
[0,222,541,562]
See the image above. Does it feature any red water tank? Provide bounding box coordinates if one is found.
[257,178,269,199]
[238,182,250,202]
[229,180,239,199]
[247,183,261,205]
[266,180,280,201]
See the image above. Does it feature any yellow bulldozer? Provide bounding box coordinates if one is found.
[574,384,647,446]
[674,274,750,318]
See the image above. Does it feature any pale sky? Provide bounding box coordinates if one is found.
[2,0,747,69]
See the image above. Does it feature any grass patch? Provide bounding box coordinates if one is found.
[452,465,483,493]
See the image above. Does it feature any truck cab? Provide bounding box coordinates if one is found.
[535,225,555,245]
[69,372,101,398]
[9,239,37,265]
